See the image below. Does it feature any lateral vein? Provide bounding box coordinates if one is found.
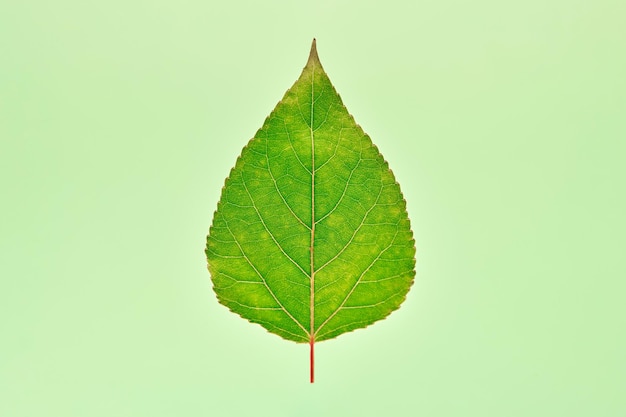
[221,215,309,337]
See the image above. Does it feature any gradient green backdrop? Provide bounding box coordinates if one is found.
[2,0,625,416]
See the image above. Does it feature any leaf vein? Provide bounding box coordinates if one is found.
[221,215,309,337]
[265,136,311,230]
[316,181,385,273]
[314,224,401,337]
[341,290,406,310]
[240,172,310,279]
[283,119,312,175]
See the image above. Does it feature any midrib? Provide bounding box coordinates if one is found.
[309,66,316,383]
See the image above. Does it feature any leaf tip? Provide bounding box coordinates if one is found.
[306,38,322,68]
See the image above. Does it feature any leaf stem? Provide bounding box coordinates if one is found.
[309,336,315,383]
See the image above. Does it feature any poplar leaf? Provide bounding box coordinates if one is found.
[206,40,416,382]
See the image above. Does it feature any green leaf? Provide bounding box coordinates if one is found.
[206,39,415,382]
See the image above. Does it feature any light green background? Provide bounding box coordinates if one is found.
[2,0,625,416]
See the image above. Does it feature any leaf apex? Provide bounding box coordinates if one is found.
[306,38,322,68]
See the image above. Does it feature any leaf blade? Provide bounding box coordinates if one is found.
[206,39,416,374]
